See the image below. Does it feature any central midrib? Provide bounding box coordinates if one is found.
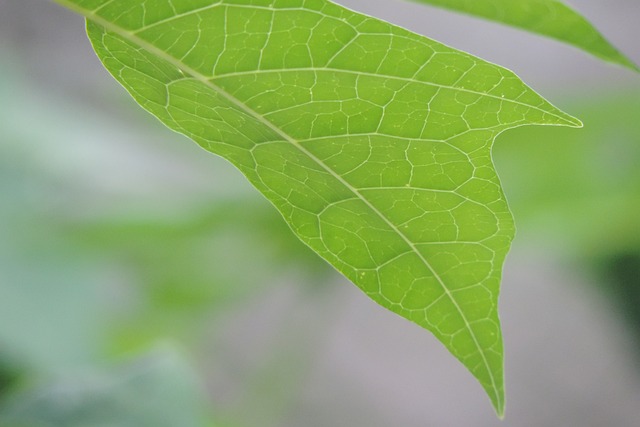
[58,0,502,409]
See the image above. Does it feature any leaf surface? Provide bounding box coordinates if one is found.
[53,0,581,415]
[408,0,638,71]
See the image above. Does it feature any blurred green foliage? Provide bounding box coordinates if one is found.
[0,350,214,427]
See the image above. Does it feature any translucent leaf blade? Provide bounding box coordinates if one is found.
[53,0,582,415]
[408,0,639,71]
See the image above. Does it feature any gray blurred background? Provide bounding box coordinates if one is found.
[0,0,639,426]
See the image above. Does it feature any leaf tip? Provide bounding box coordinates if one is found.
[495,400,506,420]
[488,387,506,420]
[628,61,640,74]
[543,103,582,128]
[545,110,582,129]
[608,49,640,73]
[566,115,584,129]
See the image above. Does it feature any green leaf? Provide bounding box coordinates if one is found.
[52,0,581,415]
[407,0,639,71]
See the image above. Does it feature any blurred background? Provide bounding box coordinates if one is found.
[0,0,639,425]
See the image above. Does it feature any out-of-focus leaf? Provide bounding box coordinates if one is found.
[0,350,213,427]
[409,0,638,71]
